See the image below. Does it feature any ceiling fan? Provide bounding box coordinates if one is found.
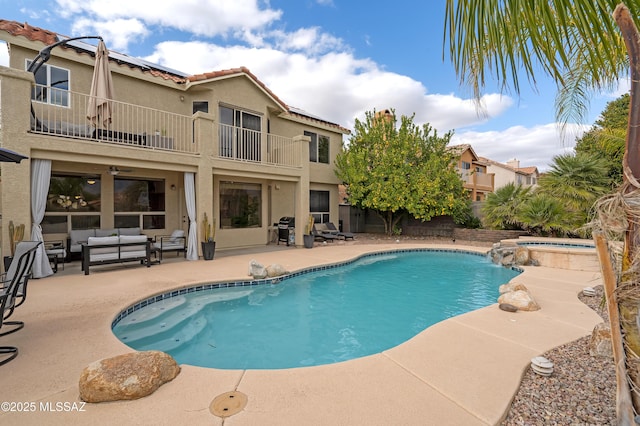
[108,166,133,176]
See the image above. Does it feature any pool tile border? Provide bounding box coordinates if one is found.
[111,247,515,329]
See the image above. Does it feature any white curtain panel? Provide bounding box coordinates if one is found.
[31,159,53,278]
[184,172,198,260]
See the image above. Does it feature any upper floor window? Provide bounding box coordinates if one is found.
[219,105,261,161]
[461,161,471,170]
[475,166,483,173]
[305,131,329,164]
[26,61,70,107]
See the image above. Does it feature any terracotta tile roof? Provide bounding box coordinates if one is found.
[0,20,58,46]
[516,166,539,175]
[0,19,349,133]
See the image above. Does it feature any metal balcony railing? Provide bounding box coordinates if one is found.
[30,85,197,154]
[218,123,301,168]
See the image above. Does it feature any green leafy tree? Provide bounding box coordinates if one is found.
[335,109,468,236]
[445,2,640,419]
[481,182,532,230]
[575,94,629,184]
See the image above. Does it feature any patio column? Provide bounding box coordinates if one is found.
[293,134,310,247]
[194,111,215,256]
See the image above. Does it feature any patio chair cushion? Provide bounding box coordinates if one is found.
[168,229,185,243]
[118,227,141,236]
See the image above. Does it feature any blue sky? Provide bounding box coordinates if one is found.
[0,0,628,171]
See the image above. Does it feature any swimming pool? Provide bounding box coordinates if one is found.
[112,249,520,370]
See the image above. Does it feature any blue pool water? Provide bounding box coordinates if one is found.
[112,250,520,370]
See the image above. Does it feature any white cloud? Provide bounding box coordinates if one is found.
[72,18,150,53]
[452,123,589,172]
[55,0,282,43]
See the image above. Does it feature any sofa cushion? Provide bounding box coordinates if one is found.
[87,236,120,256]
[70,229,97,246]
[118,227,141,236]
[119,235,148,252]
[96,228,118,237]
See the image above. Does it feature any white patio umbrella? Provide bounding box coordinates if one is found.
[86,39,114,128]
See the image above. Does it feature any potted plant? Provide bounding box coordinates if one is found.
[303,215,315,249]
[201,212,216,260]
[4,221,25,271]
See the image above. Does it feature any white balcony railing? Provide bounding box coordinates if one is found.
[30,85,196,154]
[218,123,301,168]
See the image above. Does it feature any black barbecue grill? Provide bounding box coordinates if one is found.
[277,216,295,246]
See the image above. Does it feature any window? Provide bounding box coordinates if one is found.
[43,175,101,233]
[461,161,471,170]
[193,101,209,114]
[310,190,330,224]
[219,105,261,161]
[475,166,483,173]
[220,182,262,228]
[114,178,165,229]
[27,61,70,107]
[305,131,329,163]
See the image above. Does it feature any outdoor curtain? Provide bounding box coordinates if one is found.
[184,172,198,261]
[31,159,53,278]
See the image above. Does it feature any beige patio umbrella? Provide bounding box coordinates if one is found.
[86,39,114,128]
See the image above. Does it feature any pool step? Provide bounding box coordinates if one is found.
[133,313,209,353]
[113,288,255,348]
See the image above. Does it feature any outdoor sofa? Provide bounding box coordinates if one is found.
[81,235,153,275]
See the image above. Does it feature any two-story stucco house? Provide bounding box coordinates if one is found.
[0,20,349,275]
[479,157,540,191]
[447,144,495,201]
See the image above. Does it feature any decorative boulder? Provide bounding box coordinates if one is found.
[498,290,540,311]
[500,253,515,266]
[514,247,530,265]
[79,351,180,403]
[266,263,287,278]
[248,259,267,279]
[498,282,529,295]
[589,322,613,358]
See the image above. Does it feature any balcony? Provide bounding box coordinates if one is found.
[459,169,494,191]
[217,123,301,168]
[29,85,302,168]
[30,85,196,153]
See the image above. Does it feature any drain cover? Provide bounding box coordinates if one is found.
[210,391,248,417]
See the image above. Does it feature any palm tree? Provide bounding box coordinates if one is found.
[481,182,531,230]
[515,193,573,237]
[538,152,614,231]
[445,1,640,421]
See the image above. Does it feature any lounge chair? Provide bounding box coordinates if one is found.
[325,222,355,240]
[153,230,187,261]
[0,241,41,365]
[312,225,338,243]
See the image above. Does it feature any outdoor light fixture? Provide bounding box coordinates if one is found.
[87,178,96,185]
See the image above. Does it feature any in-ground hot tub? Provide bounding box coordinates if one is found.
[500,237,599,272]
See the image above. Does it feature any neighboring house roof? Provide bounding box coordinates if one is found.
[516,166,539,176]
[447,143,479,161]
[0,19,350,134]
[478,156,539,176]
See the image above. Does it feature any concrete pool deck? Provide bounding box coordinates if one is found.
[0,242,603,425]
